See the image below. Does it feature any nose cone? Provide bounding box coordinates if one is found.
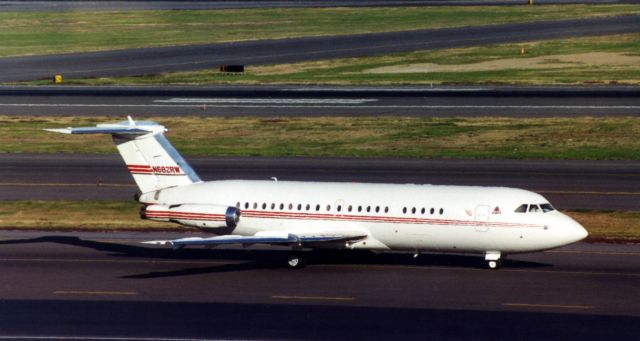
[569,220,589,243]
[558,214,589,245]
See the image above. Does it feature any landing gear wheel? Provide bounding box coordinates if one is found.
[487,260,501,270]
[286,253,306,269]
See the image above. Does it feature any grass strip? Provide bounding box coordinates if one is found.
[0,200,173,230]
[5,116,640,160]
[1,5,639,57]
[0,201,636,242]
[53,33,640,86]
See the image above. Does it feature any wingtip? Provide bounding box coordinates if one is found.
[43,128,72,134]
[141,240,171,246]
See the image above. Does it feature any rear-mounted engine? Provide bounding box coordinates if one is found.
[140,204,240,230]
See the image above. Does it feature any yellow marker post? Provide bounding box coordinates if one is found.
[53,74,63,84]
[528,0,534,5]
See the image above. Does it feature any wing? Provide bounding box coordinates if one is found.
[142,230,367,249]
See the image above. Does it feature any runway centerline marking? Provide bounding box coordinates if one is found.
[502,303,594,310]
[54,290,138,296]
[154,98,378,104]
[271,295,356,302]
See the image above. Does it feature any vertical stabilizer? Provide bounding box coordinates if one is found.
[45,116,201,194]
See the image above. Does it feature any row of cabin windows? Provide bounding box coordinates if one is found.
[402,207,444,215]
[235,201,444,216]
[237,202,389,214]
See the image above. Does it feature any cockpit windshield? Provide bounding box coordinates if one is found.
[540,203,555,212]
[514,203,555,213]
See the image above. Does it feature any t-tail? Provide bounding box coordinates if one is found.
[45,116,201,194]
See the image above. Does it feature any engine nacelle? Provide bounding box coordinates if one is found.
[141,204,240,230]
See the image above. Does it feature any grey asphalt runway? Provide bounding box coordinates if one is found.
[2,154,639,211]
[2,85,640,117]
[0,230,637,339]
[5,0,640,12]
[2,15,639,82]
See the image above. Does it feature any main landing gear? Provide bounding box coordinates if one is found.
[485,251,502,270]
[286,252,307,269]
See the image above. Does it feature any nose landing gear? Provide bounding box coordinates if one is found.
[485,251,502,270]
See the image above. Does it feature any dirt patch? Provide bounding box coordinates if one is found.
[365,52,640,74]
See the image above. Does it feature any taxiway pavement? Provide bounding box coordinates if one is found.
[2,154,639,211]
[0,230,637,339]
[1,15,639,82]
[2,85,639,117]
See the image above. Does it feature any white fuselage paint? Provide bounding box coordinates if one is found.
[139,180,588,255]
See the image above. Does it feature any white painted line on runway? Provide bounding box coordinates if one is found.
[2,103,640,110]
[154,98,378,104]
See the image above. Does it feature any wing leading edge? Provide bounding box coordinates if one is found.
[143,230,368,249]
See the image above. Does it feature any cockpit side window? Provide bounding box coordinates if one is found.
[515,204,528,213]
[540,203,555,212]
[529,204,541,213]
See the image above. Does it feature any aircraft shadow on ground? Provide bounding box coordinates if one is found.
[0,236,551,278]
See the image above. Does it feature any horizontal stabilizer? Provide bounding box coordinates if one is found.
[44,116,166,136]
[44,127,153,135]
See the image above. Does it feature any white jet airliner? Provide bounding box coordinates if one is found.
[47,117,588,269]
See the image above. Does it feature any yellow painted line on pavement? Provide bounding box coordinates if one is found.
[502,303,593,310]
[0,257,230,266]
[271,295,355,302]
[54,290,138,296]
[538,190,640,196]
[546,250,640,256]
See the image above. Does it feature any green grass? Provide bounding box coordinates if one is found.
[53,33,640,86]
[0,200,174,230]
[0,200,636,241]
[1,5,639,57]
[4,116,640,160]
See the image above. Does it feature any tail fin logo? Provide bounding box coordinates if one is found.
[128,164,183,175]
